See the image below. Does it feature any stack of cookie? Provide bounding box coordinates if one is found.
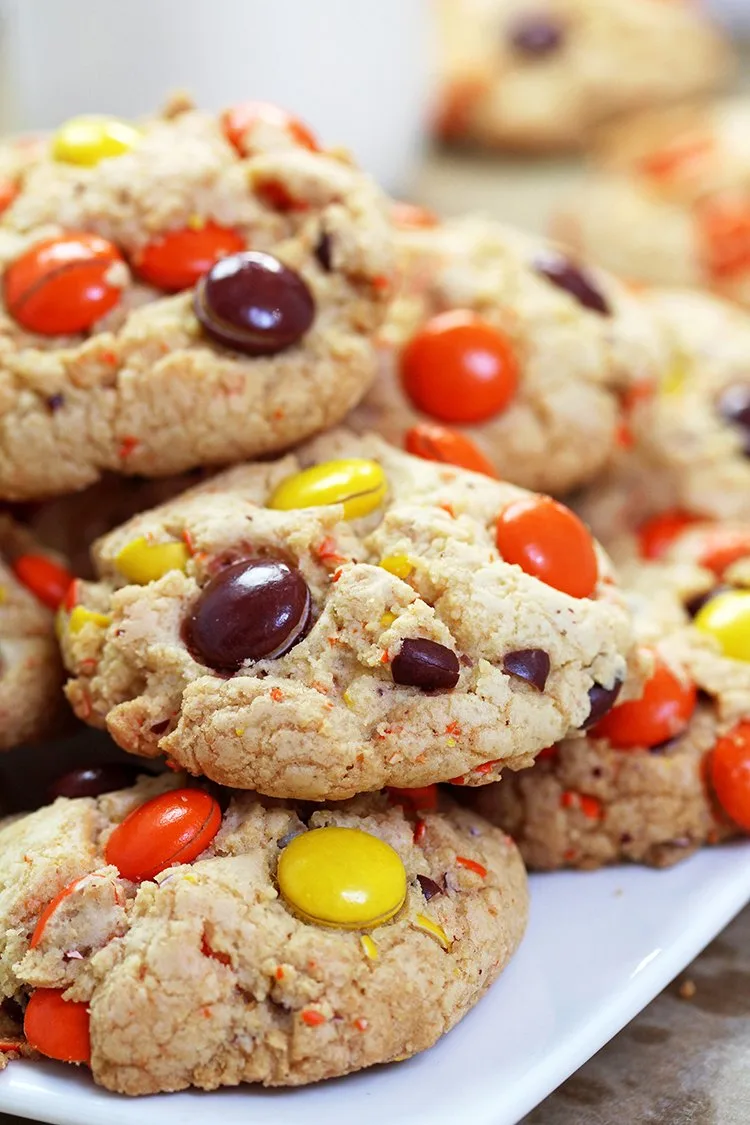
[0,94,745,1099]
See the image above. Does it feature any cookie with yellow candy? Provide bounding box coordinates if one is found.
[60,430,635,800]
[0,515,71,752]
[0,773,528,1093]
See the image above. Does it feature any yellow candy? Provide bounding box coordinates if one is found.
[694,590,750,662]
[278,826,406,930]
[268,460,387,521]
[413,913,451,950]
[51,115,140,166]
[660,353,689,397]
[379,555,413,580]
[380,612,397,629]
[68,607,112,634]
[115,537,189,585]
[360,935,379,960]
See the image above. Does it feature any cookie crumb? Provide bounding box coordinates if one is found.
[678,978,697,1000]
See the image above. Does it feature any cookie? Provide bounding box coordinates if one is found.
[556,98,750,304]
[59,430,634,799]
[0,774,527,1093]
[434,0,729,152]
[0,97,393,499]
[350,216,664,495]
[468,555,750,869]
[0,516,70,751]
[575,289,750,533]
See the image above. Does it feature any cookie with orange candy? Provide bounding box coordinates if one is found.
[0,95,393,500]
[555,97,750,305]
[350,215,664,495]
[0,772,527,1093]
[0,515,72,750]
[466,555,750,869]
[433,0,729,153]
[58,430,634,800]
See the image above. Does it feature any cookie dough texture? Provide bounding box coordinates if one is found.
[575,289,750,532]
[0,777,528,1093]
[0,100,393,499]
[556,98,750,304]
[350,217,665,494]
[0,516,66,751]
[61,432,634,799]
[434,0,729,152]
[469,567,744,869]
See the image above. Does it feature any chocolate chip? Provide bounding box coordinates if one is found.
[185,557,312,672]
[503,648,550,691]
[534,251,611,316]
[194,251,315,356]
[391,639,460,691]
[314,231,333,272]
[46,393,65,412]
[47,764,144,801]
[716,382,750,455]
[685,585,728,618]
[416,874,443,901]
[509,13,564,56]
[620,832,633,845]
[581,678,623,729]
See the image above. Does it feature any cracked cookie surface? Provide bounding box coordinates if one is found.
[60,431,634,799]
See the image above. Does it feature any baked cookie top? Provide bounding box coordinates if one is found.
[60,431,634,799]
[0,98,393,499]
[0,775,527,1093]
[0,516,70,750]
[351,215,664,495]
[434,0,729,151]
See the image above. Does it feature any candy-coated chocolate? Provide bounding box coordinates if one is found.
[68,606,111,634]
[495,496,598,599]
[591,659,696,749]
[390,201,439,229]
[533,252,610,316]
[413,912,451,949]
[221,101,318,155]
[194,250,314,355]
[134,223,245,293]
[104,788,221,882]
[30,873,112,949]
[400,311,519,424]
[697,529,750,576]
[269,459,387,520]
[710,721,750,831]
[4,232,123,335]
[509,13,565,55]
[405,423,498,477]
[637,510,700,560]
[391,638,460,691]
[47,763,145,802]
[0,179,17,214]
[24,989,90,1064]
[186,558,311,672]
[694,590,750,662]
[12,554,74,610]
[115,537,189,584]
[277,826,407,929]
[379,555,413,580]
[51,115,140,166]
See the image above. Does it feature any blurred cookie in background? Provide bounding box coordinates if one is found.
[433,0,731,152]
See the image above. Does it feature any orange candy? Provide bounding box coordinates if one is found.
[591,658,697,750]
[134,223,244,292]
[637,134,713,181]
[710,720,750,831]
[24,989,90,1064]
[0,179,18,214]
[390,201,439,229]
[387,784,438,811]
[400,311,518,425]
[405,423,498,477]
[637,510,700,560]
[30,876,85,949]
[104,788,221,882]
[13,554,74,610]
[4,232,123,335]
[495,496,598,599]
[697,529,750,577]
[221,101,318,155]
[698,194,750,280]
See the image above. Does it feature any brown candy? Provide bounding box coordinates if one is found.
[533,251,610,316]
[391,639,460,691]
[194,251,315,356]
[581,678,623,729]
[502,648,550,691]
[185,557,312,672]
[47,764,144,802]
[416,874,443,900]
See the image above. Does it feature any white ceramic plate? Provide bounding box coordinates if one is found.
[1,843,748,1125]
